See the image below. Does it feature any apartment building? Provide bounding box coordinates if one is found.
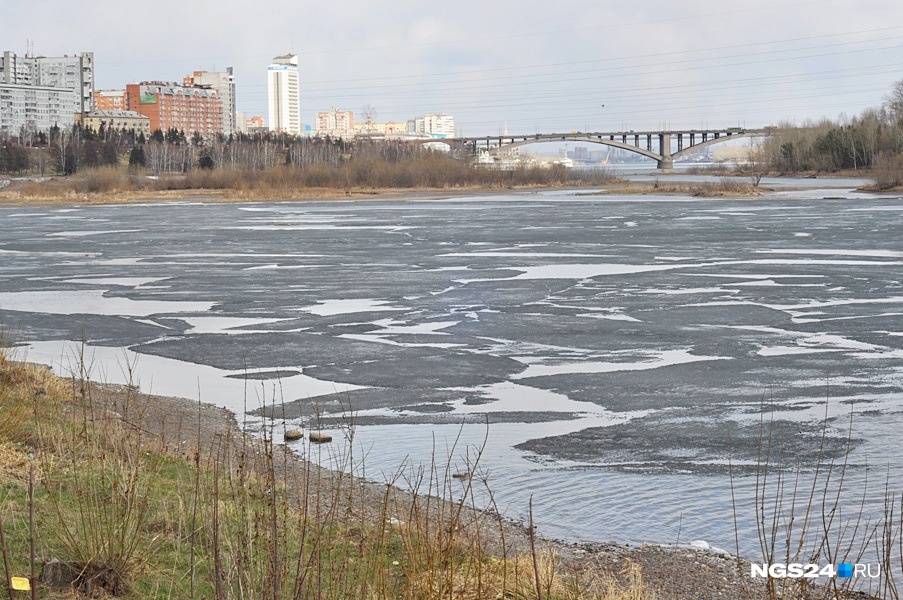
[183,68,236,134]
[81,110,151,137]
[125,82,223,137]
[353,119,408,137]
[94,90,127,111]
[0,83,80,136]
[0,51,94,113]
[408,113,455,138]
[315,108,354,138]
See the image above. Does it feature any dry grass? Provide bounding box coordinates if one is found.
[0,358,68,447]
[583,177,762,198]
[413,550,651,600]
[0,155,622,204]
[0,441,31,482]
[638,177,760,196]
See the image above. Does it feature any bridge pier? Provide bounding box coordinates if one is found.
[658,132,673,170]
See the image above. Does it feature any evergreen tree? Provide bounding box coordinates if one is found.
[128,145,146,168]
[197,150,214,170]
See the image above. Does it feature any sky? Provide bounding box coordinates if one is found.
[3,0,903,136]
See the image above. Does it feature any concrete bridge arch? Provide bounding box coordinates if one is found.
[457,129,772,169]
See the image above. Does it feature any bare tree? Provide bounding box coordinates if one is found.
[884,79,903,120]
[746,138,766,186]
[50,125,82,175]
[361,104,377,122]
[360,104,378,135]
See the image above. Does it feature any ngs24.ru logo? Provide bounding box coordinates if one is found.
[750,563,880,579]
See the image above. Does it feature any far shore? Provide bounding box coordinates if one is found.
[0,170,888,207]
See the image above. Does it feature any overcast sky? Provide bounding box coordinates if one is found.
[4,0,902,135]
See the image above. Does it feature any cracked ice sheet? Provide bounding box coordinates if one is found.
[638,287,734,295]
[439,251,613,258]
[364,319,460,335]
[716,325,888,356]
[511,349,730,379]
[757,346,844,357]
[47,229,144,238]
[64,277,171,287]
[179,316,296,335]
[18,340,366,415]
[298,299,407,316]
[0,249,102,258]
[756,249,903,258]
[338,334,464,350]
[0,289,215,317]
[449,381,611,415]
[222,225,414,231]
[456,263,681,283]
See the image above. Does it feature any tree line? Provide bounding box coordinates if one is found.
[751,79,903,185]
[0,124,429,177]
[3,79,903,184]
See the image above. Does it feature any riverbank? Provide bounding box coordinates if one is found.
[5,351,886,598]
[0,178,775,206]
[0,164,885,207]
[0,158,620,207]
[0,182,620,206]
[86,372,767,599]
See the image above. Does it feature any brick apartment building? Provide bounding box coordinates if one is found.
[183,69,236,135]
[125,82,223,138]
[94,89,127,110]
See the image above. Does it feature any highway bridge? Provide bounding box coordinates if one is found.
[448,128,774,169]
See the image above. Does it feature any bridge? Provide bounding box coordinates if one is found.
[448,128,773,169]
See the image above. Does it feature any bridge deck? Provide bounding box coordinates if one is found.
[446,128,774,170]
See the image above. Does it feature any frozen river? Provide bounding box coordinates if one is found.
[2,185,902,561]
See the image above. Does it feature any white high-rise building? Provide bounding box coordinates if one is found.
[267,54,300,135]
[0,83,80,136]
[0,51,94,114]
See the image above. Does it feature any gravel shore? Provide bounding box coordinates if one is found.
[79,378,788,599]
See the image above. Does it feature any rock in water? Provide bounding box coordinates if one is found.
[309,432,332,443]
[284,429,303,441]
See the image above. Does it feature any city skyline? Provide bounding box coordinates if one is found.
[3,0,903,136]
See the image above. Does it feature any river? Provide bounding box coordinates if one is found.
[2,179,901,566]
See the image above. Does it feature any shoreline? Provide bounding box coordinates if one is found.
[19,357,878,599]
[0,168,887,208]
[53,363,768,599]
